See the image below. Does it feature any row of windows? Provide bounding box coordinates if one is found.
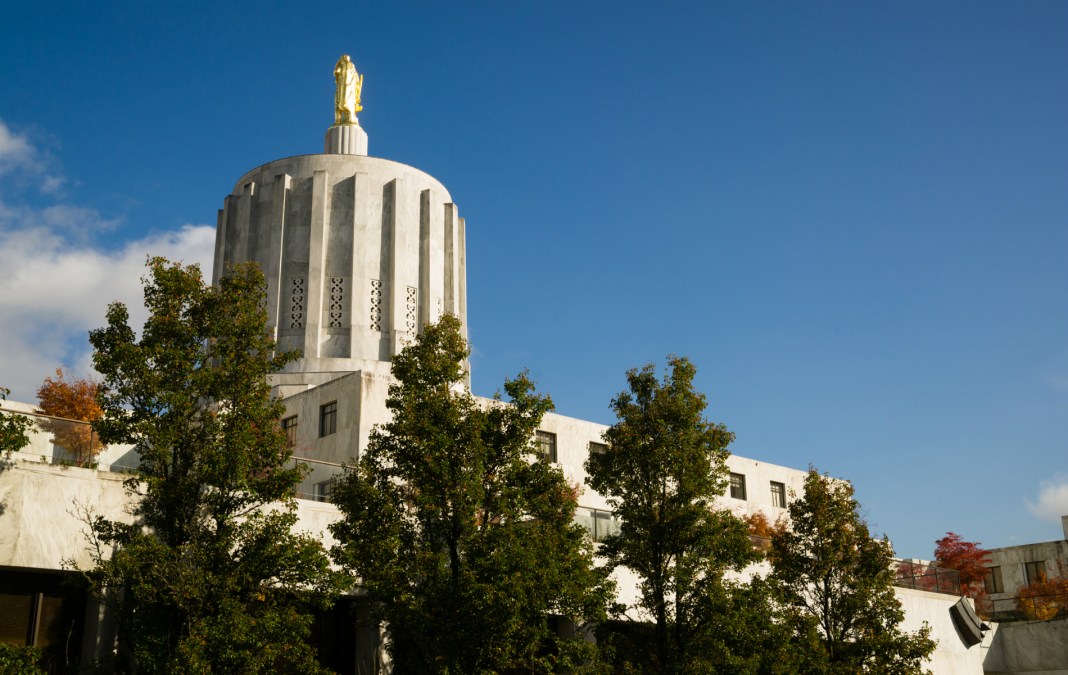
[983,561,1049,595]
[295,419,789,511]
[280,401,339,446]
[536,435,789,509]
[729,473,788,508]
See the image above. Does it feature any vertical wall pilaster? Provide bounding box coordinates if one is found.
[444,203,459,317]
[304,170,329,359]
[212,205,228,285]
[235,182,255,268]
[419,190,431,327]
[458,216,467,341]
[266,174,291,340]
[350,171,369,332]
[387,177,409,355]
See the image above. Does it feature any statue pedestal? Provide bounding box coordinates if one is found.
[325,124,368,156]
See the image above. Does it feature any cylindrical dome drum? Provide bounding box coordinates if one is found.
[213,153,466,387]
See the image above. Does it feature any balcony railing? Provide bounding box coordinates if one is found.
[982,589,1068,623]
[893,560,961,596]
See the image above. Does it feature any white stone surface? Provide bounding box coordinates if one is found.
[213,153,466,389]
[982,618,1068,674]
[0,459,342,572]
[896,587,986,674]
[325,123,368,156]
[985,538,1068,601]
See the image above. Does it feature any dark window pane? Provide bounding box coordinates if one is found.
[730,473,746,501]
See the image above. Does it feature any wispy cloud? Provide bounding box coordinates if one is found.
[1025,474,1068,523]
[0,120,63,194]
[0,119,215,403]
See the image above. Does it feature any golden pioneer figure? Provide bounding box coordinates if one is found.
[334,54,363,125]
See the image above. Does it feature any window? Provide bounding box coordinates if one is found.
[588,442,608,456]
[577,508,621,543]
[281,415,298,447]
[314,479,336,503]
[984,566,1004,594]
[319,401,337,437]
[1025,561,1047,585]
[730,473,747,501]
[770,481,786,508]
[535,431,557,463]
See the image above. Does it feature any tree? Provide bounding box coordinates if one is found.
[585,356,781,674]
[35,367,106,466]
[933,532,990,598]
[0,387,32,457]
[330,315,610,674]
[1016,561,1068,621]
[769,469,936,674]
[81,258,342,673]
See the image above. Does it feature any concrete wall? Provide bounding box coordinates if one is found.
[896,588,986,674]
[986,539,1068,600]
[982,618,1068,674]
[0,460,341,573]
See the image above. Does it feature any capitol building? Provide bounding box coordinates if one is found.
[0,57,1001,673]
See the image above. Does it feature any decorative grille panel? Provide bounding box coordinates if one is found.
[405,286,417,333]
[370,280,382,331]
[328,276,345,328]
[290,278,305,329]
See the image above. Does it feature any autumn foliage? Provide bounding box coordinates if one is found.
[933,532,991,598]
[1017,562,1068,621]
[744,512,785,552]
[35,368,106,466]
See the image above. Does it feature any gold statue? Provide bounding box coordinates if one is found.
[334,54,363,125]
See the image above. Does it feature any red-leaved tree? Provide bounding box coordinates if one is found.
[934,532,991,598]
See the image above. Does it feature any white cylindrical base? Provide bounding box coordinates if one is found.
[325,124,368,156]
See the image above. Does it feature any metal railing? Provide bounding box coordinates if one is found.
[893,560,961,596]
[0,406,141,473]
[984,590,1068,623]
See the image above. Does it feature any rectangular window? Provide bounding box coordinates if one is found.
[577,508,621,543]
[281,415,298,447]
[730,473,747,501]
[535,431,557,463]
[319,401,337,438]
[770,481,786,508]
[314,479,336,503]
[984,566,1004,594]
[1025,561,1047,585]
[588,442,608,456]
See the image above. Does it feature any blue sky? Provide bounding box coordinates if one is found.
[2,2,1066,558]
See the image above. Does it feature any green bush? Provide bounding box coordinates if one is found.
[0,643,46,675]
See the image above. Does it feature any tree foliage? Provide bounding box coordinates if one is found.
[585,356,783,674]
[1016,562,1068,621]
[330,315,610,674]
[0,387,32,457]
[82,258,342,674]
[769,469,936,674]
[933,532,991,597]
[35,367,106,466]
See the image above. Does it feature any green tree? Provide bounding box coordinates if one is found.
[585,356,787,674]
[82,258,342,674]
[330,315,610,674]
[769,469,936,674]
[0,387,32,456]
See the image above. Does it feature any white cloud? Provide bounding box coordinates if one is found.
[1026,474,1068,523]
[0,120,66,195]
[0,121,36,172]
[0,118,215,403]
